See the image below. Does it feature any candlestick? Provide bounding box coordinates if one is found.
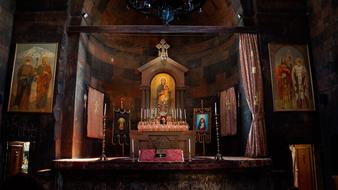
[104,103,107,116]
[214,112,223,160]
[100,109,107,161]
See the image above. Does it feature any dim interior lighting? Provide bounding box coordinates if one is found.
[111,57,114,63]
[126,0,206,24]
[237,13,242,19]
[82,12,89,19]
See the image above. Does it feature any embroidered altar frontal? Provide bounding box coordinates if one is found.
[138,149,184,162]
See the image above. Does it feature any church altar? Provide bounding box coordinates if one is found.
[130,130,195,159]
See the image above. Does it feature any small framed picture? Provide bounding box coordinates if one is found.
[193,107,212,134]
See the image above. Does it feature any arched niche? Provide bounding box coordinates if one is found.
[138,55,188,111]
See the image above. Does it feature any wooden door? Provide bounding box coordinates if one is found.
[290,144,317,190]
[7,143,24,176]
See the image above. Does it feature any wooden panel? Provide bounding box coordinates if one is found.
[67,25,258,34]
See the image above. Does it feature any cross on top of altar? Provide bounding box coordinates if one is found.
[156,39,170,61]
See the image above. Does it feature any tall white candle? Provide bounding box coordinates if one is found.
[141,108,143,120]
[188,138,191,154]
[131,139,134,154]
[104,103,107,116]
[184,109,187,121]
[214,102,217,115]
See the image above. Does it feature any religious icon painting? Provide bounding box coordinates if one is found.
[8,43,58,113]
[193,107,212,138]
[268,43,315,111]
[193,107,211,155]
[150,73,175,115]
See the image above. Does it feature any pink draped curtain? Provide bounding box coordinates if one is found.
[220,87,237,136]
[239,34,267,157]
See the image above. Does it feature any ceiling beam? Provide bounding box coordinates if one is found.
[67,25,258,34]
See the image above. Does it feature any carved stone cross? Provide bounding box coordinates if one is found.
[156,39,170,60]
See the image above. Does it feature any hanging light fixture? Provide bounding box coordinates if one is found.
[127,0,206,24]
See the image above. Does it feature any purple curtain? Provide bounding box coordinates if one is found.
[220,87,237,136]
[239,34,267,157]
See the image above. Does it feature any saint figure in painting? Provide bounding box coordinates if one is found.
[276,56,292,109]
[198,117,206,132]
[157,78,170,113]
[36,56,52,109]
[117,117,126,131]
[13,56,35,110]
[291,57,310,109]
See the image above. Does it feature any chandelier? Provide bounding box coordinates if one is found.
[127,0,206,24]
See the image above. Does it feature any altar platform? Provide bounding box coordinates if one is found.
[53,156,273,190]
[54,156,272,171]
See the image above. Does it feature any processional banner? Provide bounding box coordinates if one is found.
[87,86,104,139]
[220,87,237,136]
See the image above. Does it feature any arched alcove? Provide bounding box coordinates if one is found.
[138,48,188,111]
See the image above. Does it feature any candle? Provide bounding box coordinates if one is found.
[104,103,107,116]
[184,109,187,121]
[188,138,191,154]
[131,139,135,154]
[214,102,217,115]
[141,108,143,120]
[252,66,256,74]
[144,109,146,120]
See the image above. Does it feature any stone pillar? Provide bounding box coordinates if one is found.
[54,0,85,159]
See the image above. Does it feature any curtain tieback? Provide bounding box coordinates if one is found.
[252,114,264,122]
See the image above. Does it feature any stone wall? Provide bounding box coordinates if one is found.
[308,0,338,189]
[1,10,67,173]
[253,0,316,188]
[0,0,15,184]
